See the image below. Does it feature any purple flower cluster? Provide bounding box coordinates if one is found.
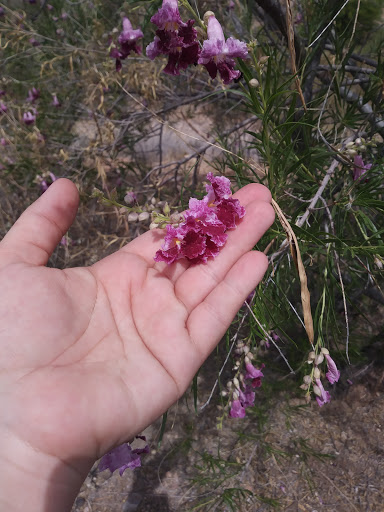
[305,349,340,408]
[98,436,149,476]
[146,1,248,83]
[110,17,143,71]
[154,173,245,265]
[229,363,265,418]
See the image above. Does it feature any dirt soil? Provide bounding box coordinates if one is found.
[71,358,384,512]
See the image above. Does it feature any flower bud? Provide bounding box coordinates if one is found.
[346,148,357,156]
[220,390,227,397]
[355,138,362,145]
[203,11,215,25]
[151,197,157,205]
[249,78,259,88]
[243,345,250,354]
[313,367,321,380]
[303,375,312,385]
[244,355,250,364]
[232,390,239,400]
[259,55,269,65]
[320,347,329,355]
[233,377,240,389]
[346,141,355,148]
[227,381,233,389]
[163,203,170,216]
[119,207,126,214]
[315,354,324,365]
[138,211,150,222]
[313,385,322,397]
[128,212,138,222]
[247,352,254,360]
[307,351,316,362]
[149,222,159,230]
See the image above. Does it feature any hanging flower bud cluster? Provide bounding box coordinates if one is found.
[301,347,340,407]
[110,2,249,84]
[221,340,264,419]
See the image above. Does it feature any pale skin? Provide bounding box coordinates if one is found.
[0,178,274,511]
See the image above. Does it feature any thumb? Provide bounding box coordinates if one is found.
[0,178,79,266]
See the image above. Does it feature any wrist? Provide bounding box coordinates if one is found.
[0,428,93,512]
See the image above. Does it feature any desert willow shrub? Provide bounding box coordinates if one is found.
[1,0,383,476]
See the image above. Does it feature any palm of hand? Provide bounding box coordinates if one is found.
[0,179,274,467]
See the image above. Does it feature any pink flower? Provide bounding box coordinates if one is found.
[124,191,137,205]
[353,155,372,181]
[23,111,36,125]
[229,399,246,418]
[314,378,331,408]
[110,17,143,71]
[0,102,7,114]
[26,87,40,103]
[99,438,149,476]
[146,0,199,75]
[52,94,61,107]
[198,15,248,84]
[245,363,265,388]
[325,354,340,384]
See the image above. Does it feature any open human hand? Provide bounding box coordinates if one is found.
[0,178,274,511]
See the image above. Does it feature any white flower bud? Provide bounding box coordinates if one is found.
[243,345,250,354]
[170,212,181,223]
[151,197,157,205]
[128,212,138,222]
[149,222,159,230]
[303,375,312,385]
[308,351,316,361]
[346,141,355,148]
[259,55,269,65]
[227,381,233,389]
[313,367,321,380]
[203,11,215,25]
[244,355,250,365]
[232,390,239,400]
[249,78,259,88]
[346,148,357,156]
[355,138,362,145]
[138,211,150,222]
[220,390,227,397]
[320,347,329,355]
[315,354,324,365]
[233,377,240,389]
[313,385,322,397]
[247,352,254,360]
